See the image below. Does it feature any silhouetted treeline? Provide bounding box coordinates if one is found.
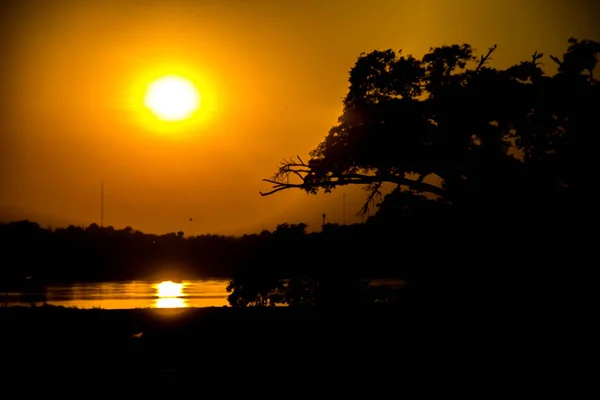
[0,190,575,308]
[0,194,572,284]
[0,205,452,284]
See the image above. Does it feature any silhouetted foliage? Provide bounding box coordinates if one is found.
[251,38,593,307]
[261,38,595,221]
[0,220,408,279]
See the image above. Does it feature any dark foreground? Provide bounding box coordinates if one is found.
[0,302,559,394]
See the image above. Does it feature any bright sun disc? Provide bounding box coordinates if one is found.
[144,76,200,121]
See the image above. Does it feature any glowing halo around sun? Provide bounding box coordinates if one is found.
[144,75,200,121]
[127,63,220,137]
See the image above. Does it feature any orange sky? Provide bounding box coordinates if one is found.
[0,0,597,235]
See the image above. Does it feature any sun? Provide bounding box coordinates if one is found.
[143,75,201,121]
[128,64,219,136]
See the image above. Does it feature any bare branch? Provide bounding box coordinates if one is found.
[259,186,293,196]
[272,160,313,184]
[531,51,543,64]
[278,165,311,174]
[359,182,383,216]
[260,168,445,198]
[475,44,498,73]
[549,55,563,67]
[291,170,304,181]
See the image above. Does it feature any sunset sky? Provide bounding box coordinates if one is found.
[0,0,597,235]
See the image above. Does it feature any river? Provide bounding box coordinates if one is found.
[1,278,405,309]
[2,280,230,309]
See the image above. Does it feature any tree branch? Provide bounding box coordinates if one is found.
[549,55,563,68]
[531,51,543,64]
[259,171,445,197]
[359,182,383,216]
[474,44,498,73]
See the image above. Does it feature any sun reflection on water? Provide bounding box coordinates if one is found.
[156,297,186,308]
[153,281,187,308]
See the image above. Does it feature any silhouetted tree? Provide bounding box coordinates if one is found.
[260,39,597,221]
[253,38,597,306]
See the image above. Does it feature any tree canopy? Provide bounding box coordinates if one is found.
[261,38,598,217]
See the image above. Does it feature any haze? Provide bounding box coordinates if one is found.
[1,0,597,235]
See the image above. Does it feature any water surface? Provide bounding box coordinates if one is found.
[2,278,405,309]
[2,280,230,309]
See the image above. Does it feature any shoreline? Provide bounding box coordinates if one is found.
[0,302,547,391]
[2,304,418,370]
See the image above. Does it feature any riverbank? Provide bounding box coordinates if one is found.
[0,304,410,390]
[0,303,554,393]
